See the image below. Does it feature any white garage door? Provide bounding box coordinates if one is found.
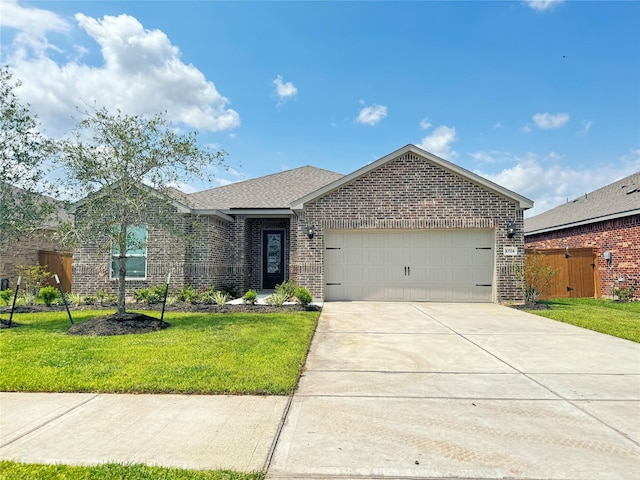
[325,230,494,302]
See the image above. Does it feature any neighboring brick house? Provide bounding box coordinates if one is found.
[0,190,72,292]
[72,144,533,303]
[525,172,640,300]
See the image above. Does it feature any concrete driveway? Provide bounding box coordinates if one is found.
[267,302,640,479]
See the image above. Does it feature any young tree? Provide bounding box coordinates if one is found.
[0,66,57,248]
[58,107,226,314]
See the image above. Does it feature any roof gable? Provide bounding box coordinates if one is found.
[291,144,533,210]
[187,165,343,210]
[525,171,640,235]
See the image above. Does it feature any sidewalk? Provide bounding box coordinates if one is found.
[1,392,288,471]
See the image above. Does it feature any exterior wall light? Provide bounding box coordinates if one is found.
[506,221,516,238]
[306,225,315,239]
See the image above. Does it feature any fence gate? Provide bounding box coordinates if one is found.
[39,250,72,292]
[526,248,599,299]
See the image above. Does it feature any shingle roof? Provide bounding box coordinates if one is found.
[187,165,344,210]
[524,171,640,235]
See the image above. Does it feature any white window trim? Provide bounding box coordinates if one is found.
[110,225,148,281]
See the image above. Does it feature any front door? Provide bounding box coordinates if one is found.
[263,230,285,289]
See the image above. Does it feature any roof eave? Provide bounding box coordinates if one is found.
[221,208,294,218]
[291,144,534,210]
[191,209,234,222]
[525,208,640,236]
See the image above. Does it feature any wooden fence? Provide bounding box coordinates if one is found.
[525,248,599,299]
[39,250,72,292]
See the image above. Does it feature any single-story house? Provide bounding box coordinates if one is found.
[72,144,533,303]
[1,187,72,292]
[525,171,640,300]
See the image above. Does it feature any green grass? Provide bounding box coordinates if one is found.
[526,298,640,343]
[0,310,319,394]
[0,461,264,480]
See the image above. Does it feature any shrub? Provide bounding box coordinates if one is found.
[37,286,60,306]
[516,250,559,304]
[219,283,238,299]
[83,296,96,305]
[200,286,218,305]
[275,280,298,299]
[295,287,312,306]
[0,288,13,305]
[177,285,200,304]
[95,290,117,306]
[133,285,166,304]
[212,290,229,306]
[613,286,634,301]
[242,289,258,305]
[265,291,288,306]
[67,293,83,308]
[16,264,51,296]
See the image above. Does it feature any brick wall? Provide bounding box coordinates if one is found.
[525,215,640,299]
[292,152,526,303]
[0,230,59,288]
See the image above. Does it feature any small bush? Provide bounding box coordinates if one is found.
[219,282,238,299]
[83,296,96,305]
[295,287,312,306]
[37,286,60,306]
[265,291,288,306]
[613,286,634,301]
[95,290,117,306]
[276,280,298,299]
[177,285,200,304]
[67,293,83,307]
[212,290,229,306]
[200,286,218,305]
[0,288,13,305]
[242,289,258,305]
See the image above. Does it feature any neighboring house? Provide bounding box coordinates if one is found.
[525,172,640,300]
[0,188,72,292]
[72,144,533,303]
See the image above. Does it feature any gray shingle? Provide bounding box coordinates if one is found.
[187,165,344,210]
[524,171,640,234]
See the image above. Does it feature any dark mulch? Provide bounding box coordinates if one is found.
[0,302,321,336]
[68,312,170,336]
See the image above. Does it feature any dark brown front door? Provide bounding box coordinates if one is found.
[263,230,285,289]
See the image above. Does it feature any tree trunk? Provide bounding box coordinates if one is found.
[117,226,127,314]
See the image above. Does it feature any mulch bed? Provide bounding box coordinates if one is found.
[0,303,321,336]
[68,312,170,336]
[510,302,552,310]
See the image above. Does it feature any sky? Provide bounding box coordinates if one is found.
[1,0,639,217]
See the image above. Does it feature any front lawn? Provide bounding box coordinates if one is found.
[526,298,640,343]
[0,461,264,480]
[0,310,319,394]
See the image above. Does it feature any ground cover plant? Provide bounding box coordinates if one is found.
[525,298,640,343]
[0,310,319,394]
[0,461,264,480]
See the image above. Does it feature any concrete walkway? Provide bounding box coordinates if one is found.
[267,302,640,479]
[1,302,639,479]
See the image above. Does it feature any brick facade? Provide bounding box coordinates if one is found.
[525,215,640,299]
[291,152,526,303]
[71,150,528,303]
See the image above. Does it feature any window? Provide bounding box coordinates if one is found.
[111,224,147,279]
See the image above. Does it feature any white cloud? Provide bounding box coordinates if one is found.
[356,104,387,126]
[492,121,504,130]
[469,151,512,164]
[4,8,240,137]
[576,120,593,137]
[532,112,570,129]
[524,0,565,11]
[476,149,640,217]
[419,118,432,130]
[418,125,457,159]
[272,75,298,106]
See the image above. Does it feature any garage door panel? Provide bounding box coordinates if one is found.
[325,230,494,302]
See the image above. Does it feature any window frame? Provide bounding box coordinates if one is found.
[110,224,148,281]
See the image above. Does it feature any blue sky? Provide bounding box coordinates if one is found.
[1,0,639,216]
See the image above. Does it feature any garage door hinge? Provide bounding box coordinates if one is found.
[476,284,492,287]
[326,283,341,286]
[475,247,492,250]
[326,247,341,250]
